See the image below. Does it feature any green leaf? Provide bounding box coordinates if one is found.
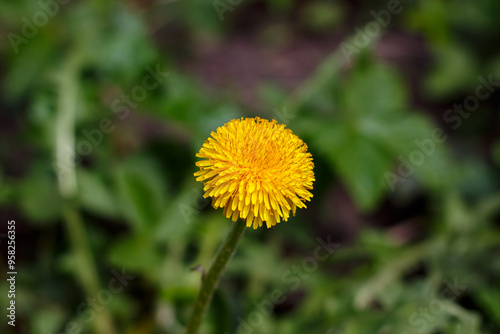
[77,169,119,218]
[115,155,167,231]
[31,307,66,334]
[4,37,55,102]
[17,166,61,224]
[302,56,454,211]
[474,288,500,327]
[328,132,392,211]
[300,1,345,32]
[154,178,203,243]
[344,63,407,116]
[107,233,161,281]
[424,44,478,99]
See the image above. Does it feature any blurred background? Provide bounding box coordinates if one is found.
[1,0,500,333]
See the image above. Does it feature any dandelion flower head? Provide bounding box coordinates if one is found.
[194,117,315,229]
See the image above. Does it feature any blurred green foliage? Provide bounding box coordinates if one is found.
[1,0,500,334]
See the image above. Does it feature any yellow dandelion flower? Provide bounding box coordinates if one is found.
[194,117,315,229]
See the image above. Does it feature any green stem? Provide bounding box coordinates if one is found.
[186,221,246,334]
[54,53,116,334]
[62,204,116,334]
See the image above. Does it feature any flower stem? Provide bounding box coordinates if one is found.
[186,221,246,334]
